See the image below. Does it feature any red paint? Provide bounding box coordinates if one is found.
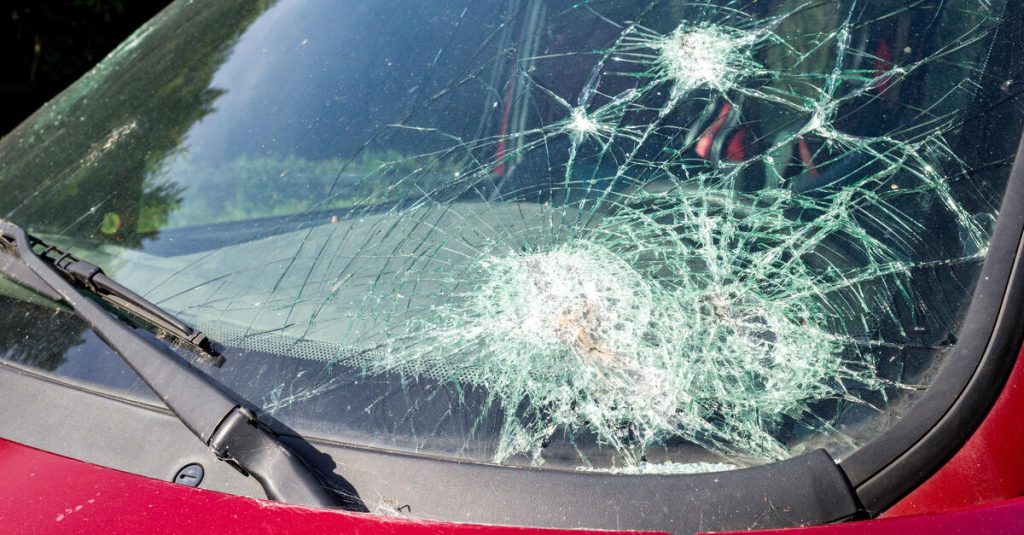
[0,438,660,535]
[707,497,1024,535]
[883,342,1024,516]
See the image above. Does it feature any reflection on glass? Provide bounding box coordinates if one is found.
[0,293,83,371]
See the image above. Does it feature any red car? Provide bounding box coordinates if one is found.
[1,0,1023,533]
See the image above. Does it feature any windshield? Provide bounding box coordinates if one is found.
[1,0,1021,474]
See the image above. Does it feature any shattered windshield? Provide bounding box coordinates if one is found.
[1,0,1022,474]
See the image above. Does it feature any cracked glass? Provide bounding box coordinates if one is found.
[1,0,1023,474]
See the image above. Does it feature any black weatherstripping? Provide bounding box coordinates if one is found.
[0,220,346,509]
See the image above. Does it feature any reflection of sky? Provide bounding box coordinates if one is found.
[178,0,500,163]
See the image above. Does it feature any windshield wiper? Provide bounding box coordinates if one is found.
[0,220,344,509]
[8,230,212,353]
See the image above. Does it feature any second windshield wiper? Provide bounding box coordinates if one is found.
[0,220,345,509]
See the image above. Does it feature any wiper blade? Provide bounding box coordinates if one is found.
[0,220,343,509]
[24,232,211,352]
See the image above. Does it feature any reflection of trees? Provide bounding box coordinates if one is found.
[0,296,85,371]
[0,0,276,247]
[169,151,465,226]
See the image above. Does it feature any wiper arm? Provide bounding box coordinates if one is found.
[0,220,343,508]
[23,232,211,352]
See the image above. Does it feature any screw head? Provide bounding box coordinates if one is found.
[173,463,204,487]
